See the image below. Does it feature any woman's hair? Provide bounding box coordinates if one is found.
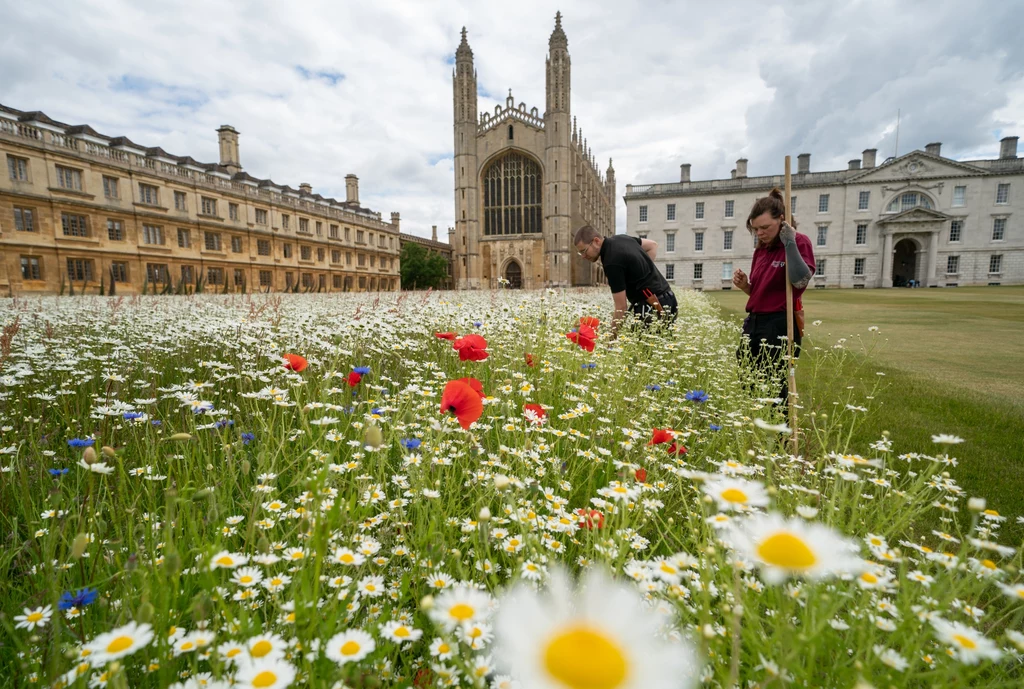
[746,188,797,230]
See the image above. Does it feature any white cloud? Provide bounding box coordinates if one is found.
[1,0,1021,238]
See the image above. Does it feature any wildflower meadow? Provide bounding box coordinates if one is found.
[1,288,1022,689]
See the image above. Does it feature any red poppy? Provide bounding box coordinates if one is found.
[575,508,605,530]
[579,316,601,329]
[282,353,307,372]
[347,371,362,387]
[523,403,546,423]
[667,443,688,455]
[413,668,434,689]
[440,379,484,430]
[435,332,457,340]
[524,352,535,367]
[648,428,674,446]
[566,324,597,352]
[456,377,485,398]
[453,334,489,361]
[634,468,648,482]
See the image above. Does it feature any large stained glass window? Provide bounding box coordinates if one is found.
[483,152,542,235]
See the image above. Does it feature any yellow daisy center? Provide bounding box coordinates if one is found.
[181,642,194,651]
[756,532,817,570]
[544,625,628,689]
[27,612,44,622]
[251,670,278,688]
[720,488,748,503]
[438,642,451,654]
[981,559,997,570]
[226,648,241,658]
[394,626,411,638]
[861,573,878,584]
[448,603,475,621]
[953,634,977,650]
[215,556,234,566]
[106,636,134,653]
[239,576,253,584]
[341,640,361,656]
[339,554,354,564]
[250,640,273,657]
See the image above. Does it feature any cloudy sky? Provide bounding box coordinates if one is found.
[2,0,1022,238]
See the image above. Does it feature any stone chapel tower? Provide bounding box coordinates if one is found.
[452,13,614,289]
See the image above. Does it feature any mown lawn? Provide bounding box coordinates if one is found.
[707,285,1024,542]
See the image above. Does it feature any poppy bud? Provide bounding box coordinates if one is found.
[968,497,986,512]
[364,423,383,449]
[82,446,97,465]
[478,506,491,522]
[257,535,271,554]
[494,474,511,491]
[101,446,116,459]
[136,601,155,624]
[420,594,435,610]
[241,459,251,475]
[168,433,192,442]
[164,549,182,574]
[192,488,213,500]
[71,532,90,559]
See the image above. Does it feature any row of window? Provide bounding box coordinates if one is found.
[663,254,1004,283]
[641,216,1009,254]
[6,155,392,246]
[638,184,1013,223]
[20,256,399,288]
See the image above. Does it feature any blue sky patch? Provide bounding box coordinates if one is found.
[295,65,345,86]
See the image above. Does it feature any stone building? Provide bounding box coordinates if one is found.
[398,225,453,289]
[452,12,615,289]
[0,104,401,296]
[624,138,1023,290]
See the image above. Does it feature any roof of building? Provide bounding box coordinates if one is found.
[399,232,452,252]
[625,147,1024,200]
[0,102,382,218]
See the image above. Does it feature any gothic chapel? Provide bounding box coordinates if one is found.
[451,13,615,289]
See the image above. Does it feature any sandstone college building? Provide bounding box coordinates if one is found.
[1,105,401,295]
[624,138,1023,289]
[451,13,615,289]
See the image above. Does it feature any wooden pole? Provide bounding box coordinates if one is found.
[784,156,799,455]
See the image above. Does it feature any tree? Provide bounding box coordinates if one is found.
[400,242,448,290]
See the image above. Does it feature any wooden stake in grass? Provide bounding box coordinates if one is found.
[784,156,799,455]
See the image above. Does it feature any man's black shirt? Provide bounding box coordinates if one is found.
[599,235,671,305]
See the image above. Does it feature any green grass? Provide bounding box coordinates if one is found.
[708,285,1024,542]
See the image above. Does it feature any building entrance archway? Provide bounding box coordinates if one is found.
[504,260,523,289]
[892,238,919,287]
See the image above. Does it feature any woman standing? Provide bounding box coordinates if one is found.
[732,188,815,409]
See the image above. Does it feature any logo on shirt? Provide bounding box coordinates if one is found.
[771,260,786,268]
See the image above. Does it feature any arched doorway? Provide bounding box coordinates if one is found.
[504,260,522,289]
[892,238,918,287]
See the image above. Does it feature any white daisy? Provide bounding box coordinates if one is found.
[14,605,52,631]
[722,513,861,584]
[494,568,699,689]
[429,586,494,630]
[930,618,1002,665]
[702,477,770,512]
[325,629,375,665]
[380,620,423,644]
[85,621,154,665]
[234,658,296,689]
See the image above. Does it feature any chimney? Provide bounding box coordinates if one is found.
[1000,136,1019,159]
[925,142,942,156]
[797,153,810,174]
[345,174,359,204]
[848,159,861,170]
[862,148,877,169]
[735,158,748,178]
[390,212,400,231]
[216,125,240,174]
[680,163,691,183]
[730,169,737,179]
[431,225,438,241]
[299,182,312,194]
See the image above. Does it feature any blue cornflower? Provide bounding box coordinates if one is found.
[67,438,95,448]
[58,588,98,611]
[214,419,235,430]
[353,366,371,375]
[49,468,69,477]
[123,412,145,420]
[371,407,384,416]
[400,438,422,451]
[709,424,722,431]
[665,380,677,386]
[646,384,662,391]
[151,420,162,426]
[343,406,356,414]
[685,390,709,404]
[473,321,483,328]
[581,363,597,369]
[241,432,255,445]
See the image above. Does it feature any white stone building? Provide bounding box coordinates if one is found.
[623,137,1023,290]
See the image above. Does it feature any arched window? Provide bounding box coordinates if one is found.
[483,152,542,235]
[508,125,514,140]
[885,192,934,213]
